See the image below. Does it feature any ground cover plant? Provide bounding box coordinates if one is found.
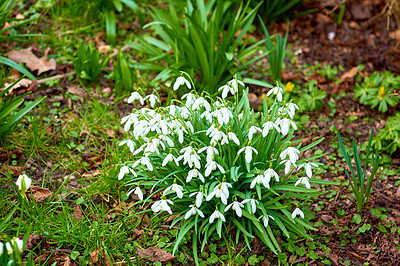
[1,0,400,265]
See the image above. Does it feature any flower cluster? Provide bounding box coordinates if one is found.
[0,238,24,256]
[117,74,324,254]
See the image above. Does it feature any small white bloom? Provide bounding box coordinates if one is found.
[205,160,225,177]
[280,147,300,165]
[162,153,179,167]
[181,93,197,108]
[259,214,275,227]
[127,91,144,105]
[16,174,32,191]
[227,132,240,145]
[242,198,259,214]
[198,145,219,162]
[295,177,311,189]
[190,191,205,207]
[224,201,244,217]
[209,209,226,223]
[278,118,297,136]
[127,186,144,200]
[192,97,211,111]
[5,238,24,255]
[151,199,173,214]
[132,156,154,171]
[118,139,136,153]
[187,169,205,183]
[227,78,244,94]
[238,145,258,163]
[164,183,184,198]
[248,126,262,140]
[218,84,231,99]
[144,94,159,108]
[206,184,229,204]
[173,76,191,91]
[213,107,233,125]
[262,121,281,136]
[286,103,299,119]
[292,208,304,219]
[264,168,279,182]
[280,159,296,175]
[250,174,269,189]
[266,85,283,102]
[118,166,137,180]
[298,162,318,178]
[185,205,205,219]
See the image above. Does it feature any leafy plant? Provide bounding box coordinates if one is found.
[117,74,330,264]
[338,130,380,213]
[73,44,109,84]
[298,80,327,111]
[318,64,339,80]
[113,50,135,94]
[129,0,265,94]
[372,112,400,154]
[354,71,400,112]
[0,79,45,139]
[259,17,288,82]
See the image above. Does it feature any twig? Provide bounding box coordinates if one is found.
[36,71,75,84]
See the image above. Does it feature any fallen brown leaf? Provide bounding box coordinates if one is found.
[0,165,23,175]
[340,66,359,80]
[90,248,99,263]
[72,204,83,221]
[248,92,261,110]
[7,47,56,76]
[136,246,176,262]
[25,234,40,250]
[30,186,53,202]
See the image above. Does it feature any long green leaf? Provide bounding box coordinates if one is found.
[0,56,36,80]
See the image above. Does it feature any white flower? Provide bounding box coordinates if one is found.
[262,121,281,136]
[127,92,144,105]
[218,85,231,99]
[227,78,245,94]
[178,146,201,169]
[118,166,137,180]
[292,208,304,219]
[259,214,275,227]
[16,174,32,191]
[242,198,259,214]
[132,156,153,171]
[206,184,229,204]
[187,169,205,183]
[209,209,226,223]
[227,132,240,145]
[280,147,300,165]
[181,92,197,108]
[4,238,24,255]
[264,168,279,182]
[205,159,225,177]
[127,186,144,200]
[173,76,191,91]
[295,177,311,189]
[278,118,297,136]
[144,94,159,108]
[238,145,258,163]
[198,145,219,162]
[190,191,205,207]
[185,205,205,219]
[192,97,211,111]
[224,201,244,217]
[298,162,318,178]
[248,126,262,140]
[285,103,299,119]
[267,85,283,102]
[213,107,233,125]
[250,174,269,189]
[164,183,184,198]
[280,159,296,175]
[162,153,179,167]
[118,139,136,153]
[151,199,173,214]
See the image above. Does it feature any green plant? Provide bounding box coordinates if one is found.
[338,130,380,213]
[118,74,330,264]
[73,44,109,84]
[318,65,339,80]
[354,71,400,112]
[372,112,400,154]
[113,50,135,94]
[129,0,265,94]
[298,80,327,111]
[0,79,45,139]
[259,18,288,82]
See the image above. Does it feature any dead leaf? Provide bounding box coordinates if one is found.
[2,78,33,94]
[26,234,40,250]
[30,186,53,202]
[136,246,176,262]
[248,92,261,110]
[72,205,83,221]
[105,128,115,137]
[7,47,56,76]
[101,247,112,266]
[0,165,23,175]
[281,70,303,80]
[90,248,99,263]
[304,73,327,84]
[67,85,88,98]
[389,30,400,41]
[340,66,359,80]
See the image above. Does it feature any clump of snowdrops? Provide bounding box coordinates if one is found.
[117,73,327,262]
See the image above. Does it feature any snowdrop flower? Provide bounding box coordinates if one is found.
[218,84,231,99]
[227,77,245,94]
[164,182,184,198]
[151,198,173,214]
[220,181,233,197]
[213,107,233,125]
[192,97,211,112]
[284,103,299,119]
[185,205,205,219]
[280,159,296,175]
[121,113,137,132]
[262,121,281,136]
[118,139,135,153]
[267,84,283,102]
[205,159,225,177]
[264,168,279,182]
[248,125,262,140]
[250,174,270,189]
[190,190,205,207]
[210,130,228,146]
[127,186,144,200]
[206,183,229,204]
[118,166,137,180]
[280,146,300,165]
[132,156,153,171]
[178,147,201,169]
[144,94,159,108]
[259,214,275,227]
[238,145,258,163]
[3,238,24,255]
[187,168,205,183]
[227,132,240,145]
[292,208,304,219]
[224,200,244,217]
[278,118,297,136]
[298,162,318,178]
[127,91,144,105]
[295,177,311,189]
[162,153,179,167]
[181,92,197,108]
[198,145,219,162]
[242,198,259,214]
[16,174,32,191]
[209,208,226,223]
[173,76,191,91]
